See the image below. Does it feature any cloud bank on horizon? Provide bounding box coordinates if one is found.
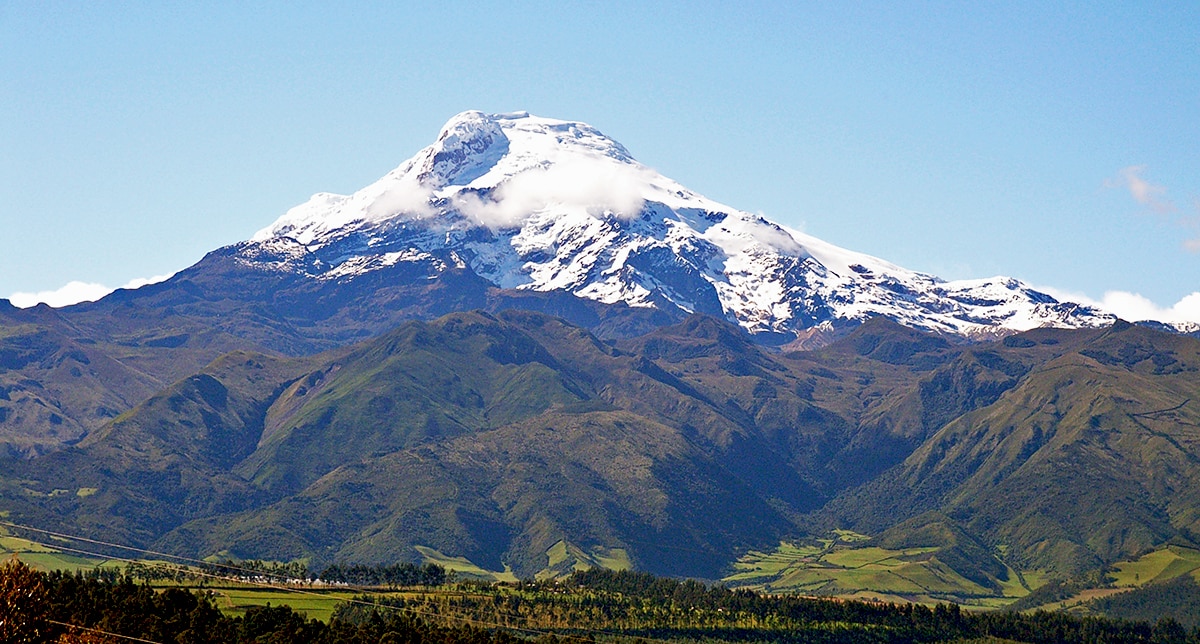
[10,274,1200,327]
[1037,287,1200,327]
[8,275,174,309]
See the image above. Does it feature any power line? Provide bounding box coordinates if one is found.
[8,526,659,644]
[0,520,302,585]
[5,519,744,644]
[46,620,164,644]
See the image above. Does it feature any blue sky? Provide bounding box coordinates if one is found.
[2,2,1198,321]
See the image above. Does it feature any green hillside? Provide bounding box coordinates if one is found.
[825,322,1200,575]
[6,310,1200,618]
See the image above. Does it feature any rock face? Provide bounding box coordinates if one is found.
[243,110,1118,344]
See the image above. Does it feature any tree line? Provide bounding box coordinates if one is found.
[1,558,521,644]
[4,558,1199,644]
[370,569,1199,644]
[121,558,448,588]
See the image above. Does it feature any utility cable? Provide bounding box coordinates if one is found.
[0,520,303,585]
[46,619,164,644]
[10,531,657,644]
[5,519,756,644]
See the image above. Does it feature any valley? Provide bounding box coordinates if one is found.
[4,313,1200,617]
[3,111,1200,635]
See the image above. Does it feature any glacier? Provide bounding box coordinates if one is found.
[245,110,1131,343]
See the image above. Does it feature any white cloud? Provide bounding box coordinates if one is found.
[1107,166,1200,253]
[7,273,174,309]
[1182,208,1200,253]
[8,282,113,308]
[453,157,652,229]
[1040,285,1200,325]
[119,273,174,290]
[365,176,435,221]
[1108,165,1175,213]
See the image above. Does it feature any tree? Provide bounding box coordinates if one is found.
[55,626,120,643]
[0,556,50,644]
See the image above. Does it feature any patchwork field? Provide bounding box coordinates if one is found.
[13,515,1199,623]
[0,525,115,573]
[413,545,519,583]
[1,523,361,621]
[724,532,1041,606]
[1108,545,1200,587]
[208,586,363,622]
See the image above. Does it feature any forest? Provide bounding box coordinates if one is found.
[3,558,1198,644]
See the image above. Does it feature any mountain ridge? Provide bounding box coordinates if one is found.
[238,110,1148,342]
[10,308,1200,589]
[5,111,1200,613]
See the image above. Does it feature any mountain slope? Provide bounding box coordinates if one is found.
[2,349,315,547]
[162,407,795,578]
[234,311,594,496]
[824,322,1200,574]
[244,110,1123,342]
[5,109,1200,602]
[4,109,1193,458]
[9,307,1200,591]
[8,310,992,577]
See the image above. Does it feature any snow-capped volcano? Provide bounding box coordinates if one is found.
[247,110,1120,341]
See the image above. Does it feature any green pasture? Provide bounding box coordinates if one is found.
[1,529,118,573]
[725,535,1039,606]
[0,525,366,622]
[414,545,518,583]
[208,585,364,622]
[540,539,632,579]
[1109,545,1200,587]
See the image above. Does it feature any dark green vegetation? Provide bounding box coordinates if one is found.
[1088,574,1200,629]
[821,321,1200,576]
[6,559,1199,644]
[4,254,1200,616]
[0,249,672,458]
[1,557,524,644]
[7,311,839,578]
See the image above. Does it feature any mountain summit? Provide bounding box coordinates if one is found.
[7,112,1200,600]
[244,110,1118,343]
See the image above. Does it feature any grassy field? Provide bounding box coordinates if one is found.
[724,533,1041,607]
[413,540,633,583]
[1,524,365,622]
[1109,545,1200,587]
[2,524,643,623]
[1033,587,1133,613]
[413,545,519,583]
[539,540,631,579]
[0,527,119,573]
[1000,545,1200,614]
[204,585,364,622]
[1019,545,1200,613]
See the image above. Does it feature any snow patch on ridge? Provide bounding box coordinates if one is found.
[322,250,444,280]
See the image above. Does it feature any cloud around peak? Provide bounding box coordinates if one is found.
[452,157,655,229]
